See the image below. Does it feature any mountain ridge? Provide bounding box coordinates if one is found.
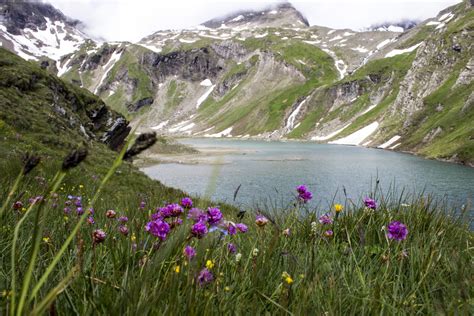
[0,0,473,166]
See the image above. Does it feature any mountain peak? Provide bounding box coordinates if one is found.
[0,1,81,35]
[201,2,309,29]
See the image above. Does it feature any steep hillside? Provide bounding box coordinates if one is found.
[0,47,200,211]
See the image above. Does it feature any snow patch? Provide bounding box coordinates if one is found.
[196,85,216,108]
[327,30,336,35]
[138,44,162,53]
[231,15,244,22]
[361,104,378,115]
[329,122,379,145]
[204,127,233,138]
[376,39,391,50]
[200,79,213,86]
[329,35,343,42]
[151,120,169,130]
[179,38,197,43]
[378,135,401,149]
[351,46,369,53]
[254,32,268,38]
[438,12,452,22]
[323,48,347,79]
[94,50,122,94]
[426,21,441,26]
[343,32,355,36]
[385,42,422,58]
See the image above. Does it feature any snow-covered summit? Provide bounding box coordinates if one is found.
[201,2,309,30]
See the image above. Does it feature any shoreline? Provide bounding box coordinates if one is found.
[139,136,474,168]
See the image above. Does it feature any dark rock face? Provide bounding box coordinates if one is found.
[147,48,223,81]
[127,97,154,112]
[101,117,131,151]
[0,1,80,35]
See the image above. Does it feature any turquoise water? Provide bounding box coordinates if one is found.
[142,139,474,214]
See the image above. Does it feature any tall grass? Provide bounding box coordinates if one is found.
[0,151,472,314]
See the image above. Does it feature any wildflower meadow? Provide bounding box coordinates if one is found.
[0,146,472,315]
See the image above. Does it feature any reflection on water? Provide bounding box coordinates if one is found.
[142,139,474,215]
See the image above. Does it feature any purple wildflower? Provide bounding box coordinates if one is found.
[227,243,237,254]
[364,198,377,210]
[181,197,193,208]
[236,223,248,233]
[106,210,117,218]
[145,220,170,240]
[118,216,129,223]
[296,185,313,203]
[299,190,313,203]
[191,221,208,238]
[76,207,84,216]
[184,245,196,260]
[387,221,408,241]
[207,207,223,225]
[87,216,95,225]
[255,215,269,227]
[151,211,163,221]
[63,207,71,215]
[139,201,146,210]
[197,268,214,286]
[188,208,208,222]
[296,185,307,194]
[227,223,237,235]
[65,200,72,206]
[324,230,334,237]
[319,213,333,225]
[119,225,129,236]
[92,229,106,244]
[12,201,23,210]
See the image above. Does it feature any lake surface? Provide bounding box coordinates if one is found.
[142,139,474,214]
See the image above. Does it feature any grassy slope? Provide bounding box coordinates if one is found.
[197,38,338,135]
[288,52,416,139]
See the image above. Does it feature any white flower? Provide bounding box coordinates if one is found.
[235,253,242,262]
[252,248,259,257]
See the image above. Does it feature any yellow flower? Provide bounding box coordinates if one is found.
[282,271,293,284]
[131,233,136,242]
[79,184,84,189]
[42,237,50,243]
[224,286,231,292]
[206,260,214,269]
[63,216,69,222]
[173,265,180,273]
[334,204,344,213]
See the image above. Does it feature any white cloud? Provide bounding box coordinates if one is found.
[44,0,461,42]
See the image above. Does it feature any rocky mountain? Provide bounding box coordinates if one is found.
[201,2,309,29]
[0,1,88,62]
[0,0,472,165]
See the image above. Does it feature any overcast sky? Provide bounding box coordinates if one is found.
[44,0,461,42]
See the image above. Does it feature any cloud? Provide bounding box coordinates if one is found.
[45,0,462,42]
